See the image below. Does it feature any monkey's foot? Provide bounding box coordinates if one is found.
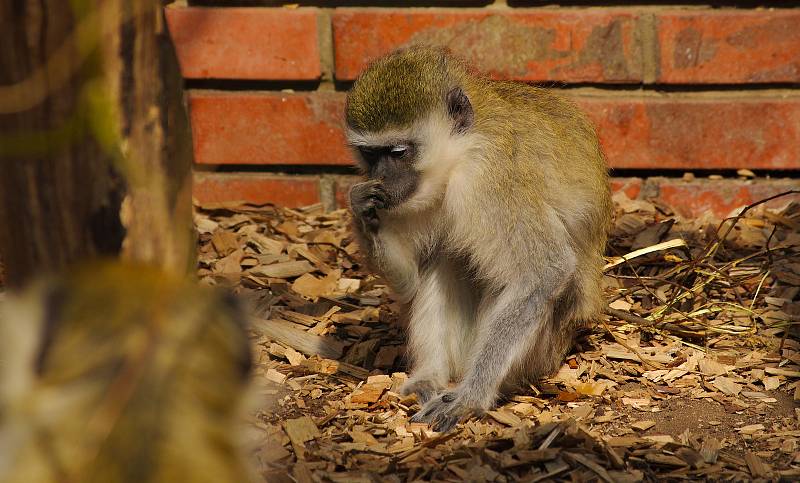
[399,379,443,405]
[410,392,477,432]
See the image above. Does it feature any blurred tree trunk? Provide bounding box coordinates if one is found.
[0,1,194,288]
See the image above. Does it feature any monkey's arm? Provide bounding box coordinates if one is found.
[401,259,478,403]
[349,180,420,301]
[412,251,575,432]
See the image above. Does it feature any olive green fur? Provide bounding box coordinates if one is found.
[346,46,471,133]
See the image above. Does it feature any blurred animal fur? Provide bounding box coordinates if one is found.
[0,262,254,483]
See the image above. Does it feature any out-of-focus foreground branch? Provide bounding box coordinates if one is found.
[0,0,194,287]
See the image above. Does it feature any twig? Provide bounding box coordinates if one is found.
[604,306,703,339]
[599,318,662,369]
[705,190,800,261]
[749,270,770,312]
[603,238,687,271]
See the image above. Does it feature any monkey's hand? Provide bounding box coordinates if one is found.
[410,391,482,433]
[349,179,388,233]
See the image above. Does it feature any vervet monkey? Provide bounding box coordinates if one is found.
[0,262,254,483]
[346,46,612,431]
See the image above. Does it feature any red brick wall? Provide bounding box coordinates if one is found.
[166,2,800,218]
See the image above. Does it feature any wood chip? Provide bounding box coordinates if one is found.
[215,248,243,274]
[564,452,615,483]
[502,449,559,467]
[211,231,239,256]
[275,310,318,327]
[712,376,742,396]
[351,384,388,404]
[699,357,729,377]
[292,270,340,298]
[265,368,287,384]
[745,452,771,478]
[644,452,688,467]
[763,376,781,391]
[251,317,345,359]
[488,410,523,427]
[349,429,379,445]
[700,437,720,464]
[251,260,313,279]
[284,347,305,366]
[283,416,320,458]
[631,420,656,431]
[737,423,765,434]
[644,435,675,445]
[765,367,800,378]
[248,232,284,255]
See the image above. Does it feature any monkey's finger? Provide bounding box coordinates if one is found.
[410,400,442,423]
[427,402,465,432]
[409,410,432,424]
[367,189,388,209]
[416,388,437,405]
[431,413,461,433]
[411,391,457,424]
[363,178,383,187]
[371,197,388,210]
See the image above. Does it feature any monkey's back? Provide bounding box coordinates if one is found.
[491,81,608,193]
[449,79,610,324]
[474,80,611,250]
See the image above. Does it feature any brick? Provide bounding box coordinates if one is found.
[202,173,799,220]
[188,91,350,165]
[333,8,643,82]
[581,95,800,170]
[610,178,643,200]
[657,10,800,84]
[165,6,321,80]
[333,176,646,210]
[651,178,800,218]
[333,175,361,209]
[189,91,800,170]
[193,172,321,207]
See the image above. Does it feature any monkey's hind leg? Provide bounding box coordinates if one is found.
[401,260,477,404]
[512,266,605,388]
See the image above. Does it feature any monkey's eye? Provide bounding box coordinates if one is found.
[389,145,408,158]
[357,147,379,164]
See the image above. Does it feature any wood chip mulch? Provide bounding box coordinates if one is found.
[196,191,800,482]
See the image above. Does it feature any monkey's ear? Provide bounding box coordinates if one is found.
[446,87,474,135]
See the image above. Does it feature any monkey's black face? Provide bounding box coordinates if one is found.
[356,143,420,207]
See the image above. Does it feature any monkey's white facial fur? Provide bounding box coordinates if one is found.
[347,111,478,214]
